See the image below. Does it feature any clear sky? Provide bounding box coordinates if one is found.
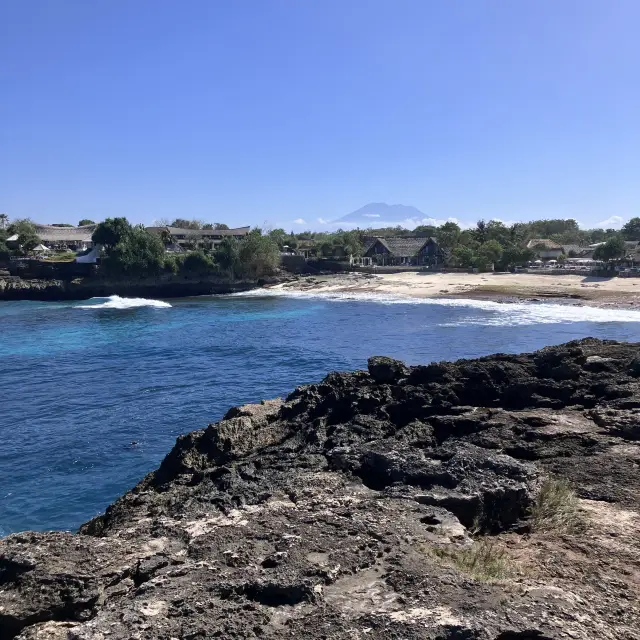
[2,0,639,231]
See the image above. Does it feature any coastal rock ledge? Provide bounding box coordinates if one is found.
[2,339,640,639]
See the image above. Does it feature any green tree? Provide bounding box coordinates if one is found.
[7,219,40,254]
[181,250,216,275]
[475,240,503,270]
[92,217,132,249]
[102,225,165,277]
[0,213,8,230]
[451,245,474,268]
[497,244,534,270]
[593,236,625,261]
[621,217,640,241]
[215,237,240,275]
[413,224,437,238]
[7,218,37,237]
[475,219,487,244]
[334,229,363,256]
[237,230,280,278]
[268,228,289,249]
[437,222,461,263]
[171,218,203,229]
[485,220,511,245]
[18,232,40,253]
[214,223,229,230]
[78,219,95,226]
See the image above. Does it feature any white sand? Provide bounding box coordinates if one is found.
[272,271,640,307]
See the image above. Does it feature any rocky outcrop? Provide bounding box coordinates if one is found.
[2,339,640,639]
[0,275,262,302]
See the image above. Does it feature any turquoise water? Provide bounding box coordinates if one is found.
[2,292,640,535]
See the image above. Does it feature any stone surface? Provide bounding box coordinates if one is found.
[2,339,640,639]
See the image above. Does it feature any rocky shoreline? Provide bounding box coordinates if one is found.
[0,275,275,302]
[2,339,640,638]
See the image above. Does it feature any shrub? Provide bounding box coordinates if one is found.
[180,250,217,276]
[530,478,585,533]
[101,225,165,278]
[429,539,511,581]
[163,254,185,275]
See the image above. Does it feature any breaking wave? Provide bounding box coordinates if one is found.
[234,288,640,326]
[75,295,172,310]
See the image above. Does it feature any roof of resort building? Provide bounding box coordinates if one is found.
[146,226,251,238]
[367,236,434,258]
[34,224,97,244]
[526,238,563,250]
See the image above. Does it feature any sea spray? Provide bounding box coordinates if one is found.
[75,295,172,310]
[233,288,640,326]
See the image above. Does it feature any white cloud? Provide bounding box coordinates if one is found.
[488,217,519,227]
[317,217,329,224]
[417,217,475,230]
[594,215,625,230]
[293,218,306,225]
[363,213,381,218]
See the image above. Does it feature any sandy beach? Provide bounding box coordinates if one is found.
[269,271,640,308]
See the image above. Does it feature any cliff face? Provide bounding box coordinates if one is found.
[2,339,640,639]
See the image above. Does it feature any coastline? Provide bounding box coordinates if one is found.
[2,340,640,637]
[0,274,271,302]
[265,271,640,309]
[4,270,640,308]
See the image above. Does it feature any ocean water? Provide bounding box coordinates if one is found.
[1,291,640,536]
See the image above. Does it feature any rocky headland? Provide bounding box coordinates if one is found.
[1,339,640,639]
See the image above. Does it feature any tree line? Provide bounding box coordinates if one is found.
[4,215,640,273]
[92,218,280,279]
[281,217,640,269]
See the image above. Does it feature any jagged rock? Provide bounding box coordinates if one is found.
[2,339,640,639]
[368,355,409,382]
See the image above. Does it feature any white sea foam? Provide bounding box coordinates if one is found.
[233,287,640,326]
[75,295,172,310]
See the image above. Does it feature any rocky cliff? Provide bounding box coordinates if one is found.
[1,339,640,639]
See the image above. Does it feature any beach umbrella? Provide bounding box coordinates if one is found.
[32,244,50,252]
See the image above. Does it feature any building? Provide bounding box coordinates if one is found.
[526,239,564,260]
[364,237,442,266]
[33,224,97,251]
[146,226,251,251]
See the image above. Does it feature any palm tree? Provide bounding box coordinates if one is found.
[0,213,8,230]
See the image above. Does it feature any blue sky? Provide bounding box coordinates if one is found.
[1,0,639,231]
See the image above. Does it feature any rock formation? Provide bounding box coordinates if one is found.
[0,276,263,302]
[1,339,640,639]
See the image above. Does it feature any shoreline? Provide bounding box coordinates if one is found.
[264,271,640,309]
[4,270,640,309]
[2,340,639,637]
[0,274,270,302]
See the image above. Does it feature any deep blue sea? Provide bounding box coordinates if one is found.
[2,290,640,536]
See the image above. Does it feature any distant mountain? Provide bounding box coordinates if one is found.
[334,203,427,226]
